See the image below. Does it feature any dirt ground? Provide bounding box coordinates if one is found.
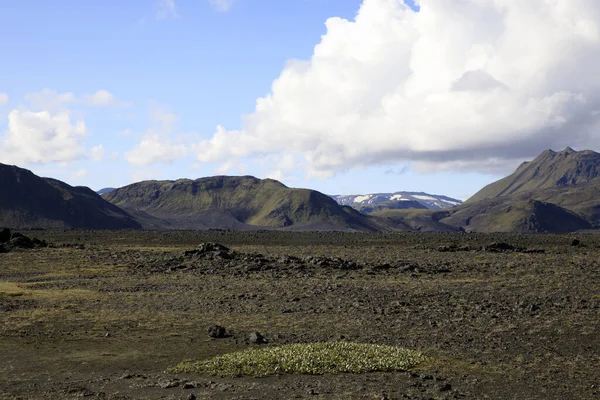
[0,230,598,399]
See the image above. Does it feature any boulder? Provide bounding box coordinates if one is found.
[248,331,266,344]
[0,228,10,243]
[207,324,227,339]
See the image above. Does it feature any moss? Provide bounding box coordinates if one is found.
[170,342,425,377]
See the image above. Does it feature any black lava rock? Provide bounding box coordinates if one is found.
[207,325,227,338]
[248,331,266,344]
[0,228,10,243]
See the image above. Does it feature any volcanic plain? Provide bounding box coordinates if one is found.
[1,230,598,399]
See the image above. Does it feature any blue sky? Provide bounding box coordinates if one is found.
[1,0,598,200]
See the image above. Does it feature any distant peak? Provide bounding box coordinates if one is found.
[560,146,575,154]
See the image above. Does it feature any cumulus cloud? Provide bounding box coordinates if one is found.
[125,134,187,165]
[0,110,87,165]
[0,93,8,105]
[193,0,600,176]
[125,104,188,166]
[209,0,233,12]
[25,89,76,111]
[90,145,105,162]
[83,90,127,107]
[156,0,178,19]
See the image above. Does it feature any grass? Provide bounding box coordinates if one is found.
[170,342,425,377]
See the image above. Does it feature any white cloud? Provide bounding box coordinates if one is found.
[193,0,600,177]
[157,0,178,19]
[25,89,76,111]
[209,0,233,12]
[265,170,296,183]
[90,145,105,162]
[125,133,188,165]
[124,104,187,166]
[0,93,8,105]
[0,110,87,165]
[25,89,127,109]
[83,90,123,107]
[73,168,88,178]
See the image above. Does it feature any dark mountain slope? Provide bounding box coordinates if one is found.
[468,147,600,203]
[0,164,140,229]
[435,148,600,232]
[441,198,592,233]
[103,176,385,231]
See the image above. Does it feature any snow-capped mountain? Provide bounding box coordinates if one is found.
[97,187,117,196]
[331,192,463,210]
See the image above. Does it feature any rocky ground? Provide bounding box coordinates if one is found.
[0,230,599,399]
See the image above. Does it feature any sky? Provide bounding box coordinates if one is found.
[2,0,600,200]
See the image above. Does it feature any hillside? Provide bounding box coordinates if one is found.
[0,164,140,229]
[437,148,600,232]
[103,176,385,231]
[467,147,600,203]
[441,198,592,233]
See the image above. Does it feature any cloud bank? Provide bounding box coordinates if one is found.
[193,0,600,176]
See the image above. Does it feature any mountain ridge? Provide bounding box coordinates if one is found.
[103,175,387,231]
[0,163,140,229]
[467,147,600,203]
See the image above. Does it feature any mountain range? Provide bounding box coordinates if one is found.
[2,147,600,233]
[331,192,462,213]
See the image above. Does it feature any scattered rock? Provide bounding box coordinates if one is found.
[0,228,10,243]
[158,379,180,389]
[187,394,197,400]
[248,331,266,344]
[483,242,523,252]
[571,238,582,247]
[207,324,227,339]
[438,245,470,252]
[0,232,48,253]
[199,242,230,252]
[184,243,233,259]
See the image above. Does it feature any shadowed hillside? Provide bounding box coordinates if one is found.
[0,164,140,229]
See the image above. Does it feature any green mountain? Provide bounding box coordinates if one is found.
[370,209,463,232]
[437,148,600,232]
[103,176,384,231]
[0,163,140,229]
[467,147,600,203]
[441,198,592,233]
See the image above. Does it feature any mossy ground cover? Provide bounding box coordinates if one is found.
[171,342,425,377]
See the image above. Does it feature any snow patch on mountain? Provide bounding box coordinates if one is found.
[331,192,463,211]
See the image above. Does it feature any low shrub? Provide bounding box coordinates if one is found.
[170,341,425,377]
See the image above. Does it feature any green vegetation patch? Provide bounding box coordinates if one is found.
[170,342,425,377]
